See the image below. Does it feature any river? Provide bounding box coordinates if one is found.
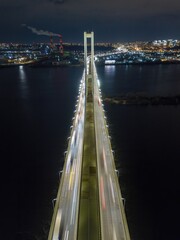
[0,64,179,240]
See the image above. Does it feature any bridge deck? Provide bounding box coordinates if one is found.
[77,74,101,240]
[48,55,131,239]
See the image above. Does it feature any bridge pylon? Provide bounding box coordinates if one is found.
[84,32,94,75]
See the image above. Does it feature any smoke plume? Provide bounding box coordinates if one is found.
[22,24,61,37]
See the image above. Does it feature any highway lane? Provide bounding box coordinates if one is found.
[48,71,86,240]
[93,63,131,240]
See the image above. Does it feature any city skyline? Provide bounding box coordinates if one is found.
[0,0,180,43]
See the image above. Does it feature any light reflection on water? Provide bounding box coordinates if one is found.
[104,65,116,76]
[18,65,29,99]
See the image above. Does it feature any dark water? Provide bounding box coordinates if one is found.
[0,64,180,240]
[0,66,83,239]
[98,64,180,97]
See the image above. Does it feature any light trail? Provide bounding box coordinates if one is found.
[48,70,86,240]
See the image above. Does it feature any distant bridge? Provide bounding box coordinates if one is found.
[48,32,131,240]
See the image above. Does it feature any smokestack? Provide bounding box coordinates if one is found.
[50,35,54,50]
[59,34,64,55]
[22,25,64,54]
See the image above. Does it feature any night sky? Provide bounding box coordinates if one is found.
[0,0,180,43]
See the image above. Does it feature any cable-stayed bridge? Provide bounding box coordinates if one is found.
[48,32,131,240]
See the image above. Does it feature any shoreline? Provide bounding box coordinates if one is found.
[104,95,180,105]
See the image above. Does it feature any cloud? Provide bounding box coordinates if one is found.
[1,0,180,42]
[49,0,65,4]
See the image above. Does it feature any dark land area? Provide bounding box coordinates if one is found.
[104,94,180,105]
